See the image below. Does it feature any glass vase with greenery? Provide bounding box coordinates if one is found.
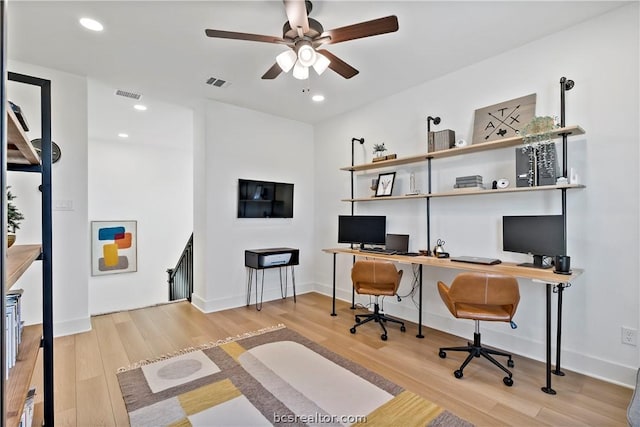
[520,116,558,186]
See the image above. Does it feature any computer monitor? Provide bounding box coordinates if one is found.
[338,215,386,249]
[502,215,565,269]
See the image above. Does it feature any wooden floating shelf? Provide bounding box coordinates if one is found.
[6,102,40,166]
[341,184,586,202]
[341,126,585,172]
[6,245,43,291]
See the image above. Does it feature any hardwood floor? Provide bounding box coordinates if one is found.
[32,292,632,426]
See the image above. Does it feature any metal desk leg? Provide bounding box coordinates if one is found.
[331,253,337,316]
[417,264,424,338]
[255,269,264,311]
[291,265,296,303]
[351,254,356,309]
[280,267,287,299]
[246,267,254,306]
[541,282,556,394]
[553,283,566,376]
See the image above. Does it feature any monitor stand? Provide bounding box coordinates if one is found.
[518,255,553,269]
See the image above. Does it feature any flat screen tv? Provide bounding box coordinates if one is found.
[238,179,294,218]
[338,215,386,249]
[502,215,565,268]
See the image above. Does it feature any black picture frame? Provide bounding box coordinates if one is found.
[375,172,396,197]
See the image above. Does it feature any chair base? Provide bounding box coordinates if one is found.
[350,301,406,341]
[439,331,515,386]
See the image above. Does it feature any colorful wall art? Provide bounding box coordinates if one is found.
[91,220,137,276]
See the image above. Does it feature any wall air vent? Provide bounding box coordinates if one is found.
[205,77,231,88]
[115,89,142,100]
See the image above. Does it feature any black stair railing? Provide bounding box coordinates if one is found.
[167,233,193,301]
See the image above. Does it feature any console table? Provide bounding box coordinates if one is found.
[245,248,299,310]
[323,247,582,395]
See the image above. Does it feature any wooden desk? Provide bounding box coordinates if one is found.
[323,247,583,394]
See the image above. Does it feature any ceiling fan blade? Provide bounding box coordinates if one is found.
[262,63,283,80]
[316,49,359,79]
[205,29,287,45]
[283,0,309,35]
[322,15,398,45]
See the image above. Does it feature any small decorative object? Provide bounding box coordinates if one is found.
[372,143,387,160]
[375,172,396,197]
[496,178,510,189]
[433,238,448,258]
[7,186,24,248]
[473,93,536,144]
[406,172,420,195]
[370,178,378,196]
[520,116,560,186]
[455,139,468,148]
[91,220,137,275]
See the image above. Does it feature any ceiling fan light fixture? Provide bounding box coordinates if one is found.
[297,43,316,67]
[276,49,297,73]
[312,53,330,75]
[292,61,309,80]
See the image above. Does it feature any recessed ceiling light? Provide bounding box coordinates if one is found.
[79,17,104,32]
[118,133,129,138]
[134,104,147,111]
[312,94,325,102]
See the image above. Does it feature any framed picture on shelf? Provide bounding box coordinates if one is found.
[90,220,137,276]
[375,172,396,197]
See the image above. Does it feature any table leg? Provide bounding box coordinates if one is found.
[417,264,424,338]
[256,270,264,311]
[291,266,297,303]
[541,282,556,395]
[246,268,254,307]
[331,253,337,316]
[279,267,287,299]
[553,283,566,376]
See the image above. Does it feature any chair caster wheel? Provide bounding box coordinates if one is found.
[381,334,388,341]
[454,370,463,379]
[503,376,513,386]
[400,325,406,332]
[350,327,356,334]
[507,359,514,368]
[439,351,446,359]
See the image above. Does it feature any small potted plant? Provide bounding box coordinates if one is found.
[7,187,24,248]
[372,142,387,159]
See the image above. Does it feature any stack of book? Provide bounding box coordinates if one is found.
[454,175,485,191]
[20,388,36,427]
[5,289,24,379]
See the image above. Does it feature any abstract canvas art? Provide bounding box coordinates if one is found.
[91,220,137,276]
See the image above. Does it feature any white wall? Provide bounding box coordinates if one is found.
[87,90,193,313]
[192,100,314,312]
[313,4,639,386]
[7,60,91,336]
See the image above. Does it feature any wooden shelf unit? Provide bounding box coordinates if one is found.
[341,125,585,172]
[3,72,54,426]
[342,184,586,202]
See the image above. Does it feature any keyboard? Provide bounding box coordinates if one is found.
[450,256,502,265]
[360,248,397,255]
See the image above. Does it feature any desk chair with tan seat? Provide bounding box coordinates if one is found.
[437,272,520,386]
[349,260,406,341]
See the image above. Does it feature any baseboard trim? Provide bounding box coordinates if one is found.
[53,316,92,337]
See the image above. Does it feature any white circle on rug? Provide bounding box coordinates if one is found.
[141,350,221,393]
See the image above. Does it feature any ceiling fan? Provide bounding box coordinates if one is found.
[205,0,398,80]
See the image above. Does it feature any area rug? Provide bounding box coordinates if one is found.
[117,324,473,426]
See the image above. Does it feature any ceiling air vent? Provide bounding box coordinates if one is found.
[115,89,142,100]
[205,77,231,88]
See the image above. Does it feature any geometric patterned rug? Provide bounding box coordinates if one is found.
[117,324,473,426]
